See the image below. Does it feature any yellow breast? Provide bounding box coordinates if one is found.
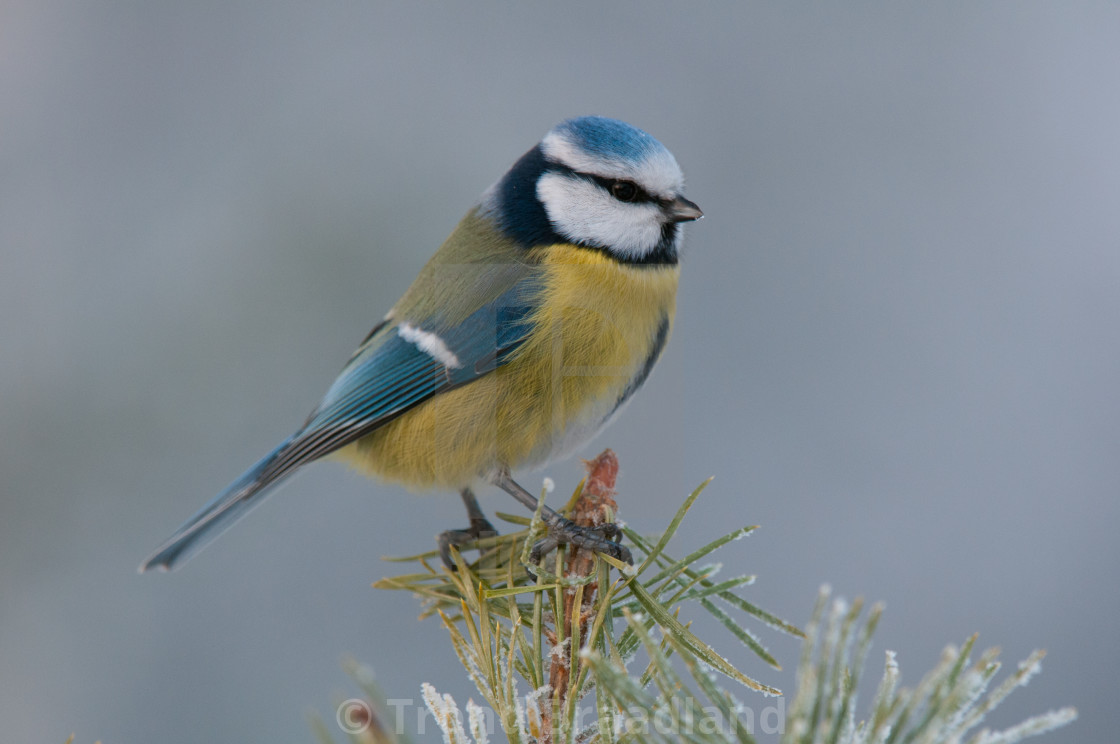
[336,246,679,489]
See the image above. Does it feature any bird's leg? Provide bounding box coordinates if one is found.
[490,469,632,565]
[437,488,499,569]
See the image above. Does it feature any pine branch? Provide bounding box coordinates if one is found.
[782,586,1077,744]
[314,450,1076,744]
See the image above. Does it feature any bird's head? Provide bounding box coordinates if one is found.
[482,116,702,265]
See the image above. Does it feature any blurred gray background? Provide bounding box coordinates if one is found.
[2,2,1116,742]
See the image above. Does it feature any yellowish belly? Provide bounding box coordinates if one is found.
[334,247,679,489]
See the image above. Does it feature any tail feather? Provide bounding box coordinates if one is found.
[139,437,297,572]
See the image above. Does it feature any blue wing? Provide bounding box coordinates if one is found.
[271,282,536,473]
[139,280,537,571]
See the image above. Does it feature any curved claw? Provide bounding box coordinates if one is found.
[438,516,499,569]
[531,515,632,566]
[528,535,562,567]
[594,523,623,544]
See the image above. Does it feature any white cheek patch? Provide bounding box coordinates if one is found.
[398,323,462,369]
[536,173,664,258]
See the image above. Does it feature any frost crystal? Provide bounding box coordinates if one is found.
[421,682,467,744]
[466,699,490,744]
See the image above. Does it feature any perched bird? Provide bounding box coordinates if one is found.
[140,116,702,573]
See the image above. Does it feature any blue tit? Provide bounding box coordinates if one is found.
[140,116,703,573]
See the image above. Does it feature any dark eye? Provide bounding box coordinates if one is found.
[610,180,639,202]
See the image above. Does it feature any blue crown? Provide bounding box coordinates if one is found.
[551,116,666,165]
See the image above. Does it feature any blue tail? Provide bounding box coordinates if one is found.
[139,436,297,572]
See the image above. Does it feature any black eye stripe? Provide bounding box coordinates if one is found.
[543,161,660,205]
[587,175,655,204]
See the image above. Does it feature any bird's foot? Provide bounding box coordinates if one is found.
[529,515,632,565]
[438,516,499,569]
